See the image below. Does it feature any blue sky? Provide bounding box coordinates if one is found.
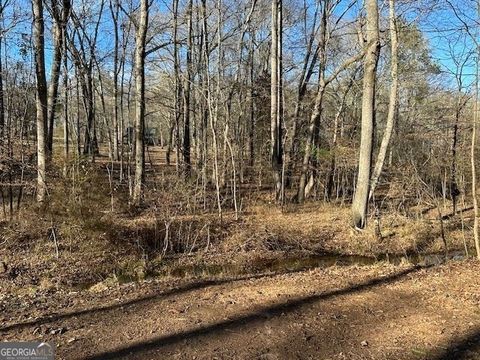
[2,0,478,92]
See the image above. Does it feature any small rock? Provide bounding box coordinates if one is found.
[361,340,369,347]
[49,327,67,335]
[67,338,77,344]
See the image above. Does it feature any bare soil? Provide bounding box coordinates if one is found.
[1,260,479,360]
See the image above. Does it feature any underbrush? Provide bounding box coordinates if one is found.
[0,159,475,294]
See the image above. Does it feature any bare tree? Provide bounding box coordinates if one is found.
[297,0,364,203]
[472,0,480,259]
[46,0,71,155]
[132,0,149,204]
[63,29,69,171]
[473,55,480,259]
[351,0,380,229]
[271,0,283,200]
[109,0,120,161]
[0,0,8,143]
[183,0,193,177]
[369,0,398,199]
[32,0,48,202]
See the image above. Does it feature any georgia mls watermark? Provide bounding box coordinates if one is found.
[0,342,54,360]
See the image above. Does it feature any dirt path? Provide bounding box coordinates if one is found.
[1,261,480,360]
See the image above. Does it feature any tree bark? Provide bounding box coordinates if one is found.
[109,0,120,161]
[369,0,398,200]
[473,68,480,259]
[132,0,149,204]
[271,0,283,200]
[351,0,380,229]
[167,0,180,167]
[473,3,480,258]
[46,0,71,156]
[183,0,193,177]
[33,0,48,202]
[0,13,4,143]
[297,2,327,204]
[63,31,69,171]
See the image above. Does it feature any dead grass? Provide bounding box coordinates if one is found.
[0,159,475,295]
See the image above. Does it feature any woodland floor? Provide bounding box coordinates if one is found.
[1,146,479,359]
[1,261,480,360]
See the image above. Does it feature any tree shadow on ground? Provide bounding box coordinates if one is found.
[0,268,314,333]
[431,329,480,360]
[82,265,427,360]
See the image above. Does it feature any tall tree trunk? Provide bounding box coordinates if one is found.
[75,67,81,155]
[271,0,283,200]
[119,18,131,180]
[33,0,48,202]
[473,65,480,259]
[198,0,208,191]
[82,70,96,156]
[183,0,193,177]
[284,1,320,189]
[47,0,71,156]
[109,0,120,161]
[0,15,4,143]
[170,0,182,171]
[63,32,69,170]
[132,0,149,204]
[248,30,255,168]
[369,0,398,200]
[473,4,480,258]
[351,0,380,229]
[470,67,480,260]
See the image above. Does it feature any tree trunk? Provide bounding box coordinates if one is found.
[167,0,180,168]
[109,0,120,161]
[284,2,320,189]
[271,0,283,200]
[297,2,327,204]
[132,0,149,204]
[351,0,380,229]
[0,18,4,143]
[248,30,255,169]
[33,0,48,202]
[63,31,69,171]
[47,0,71,156]
[183,0,193,177]
[368,0,398,200]
[473,19,480,259]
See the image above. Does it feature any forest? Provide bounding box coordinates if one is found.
[1,0,480,359]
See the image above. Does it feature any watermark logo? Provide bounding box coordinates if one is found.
[0,342,54,360]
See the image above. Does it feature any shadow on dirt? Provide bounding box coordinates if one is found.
[431,329,480,360]
[0,268,319,334]
[82,265,427,360]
